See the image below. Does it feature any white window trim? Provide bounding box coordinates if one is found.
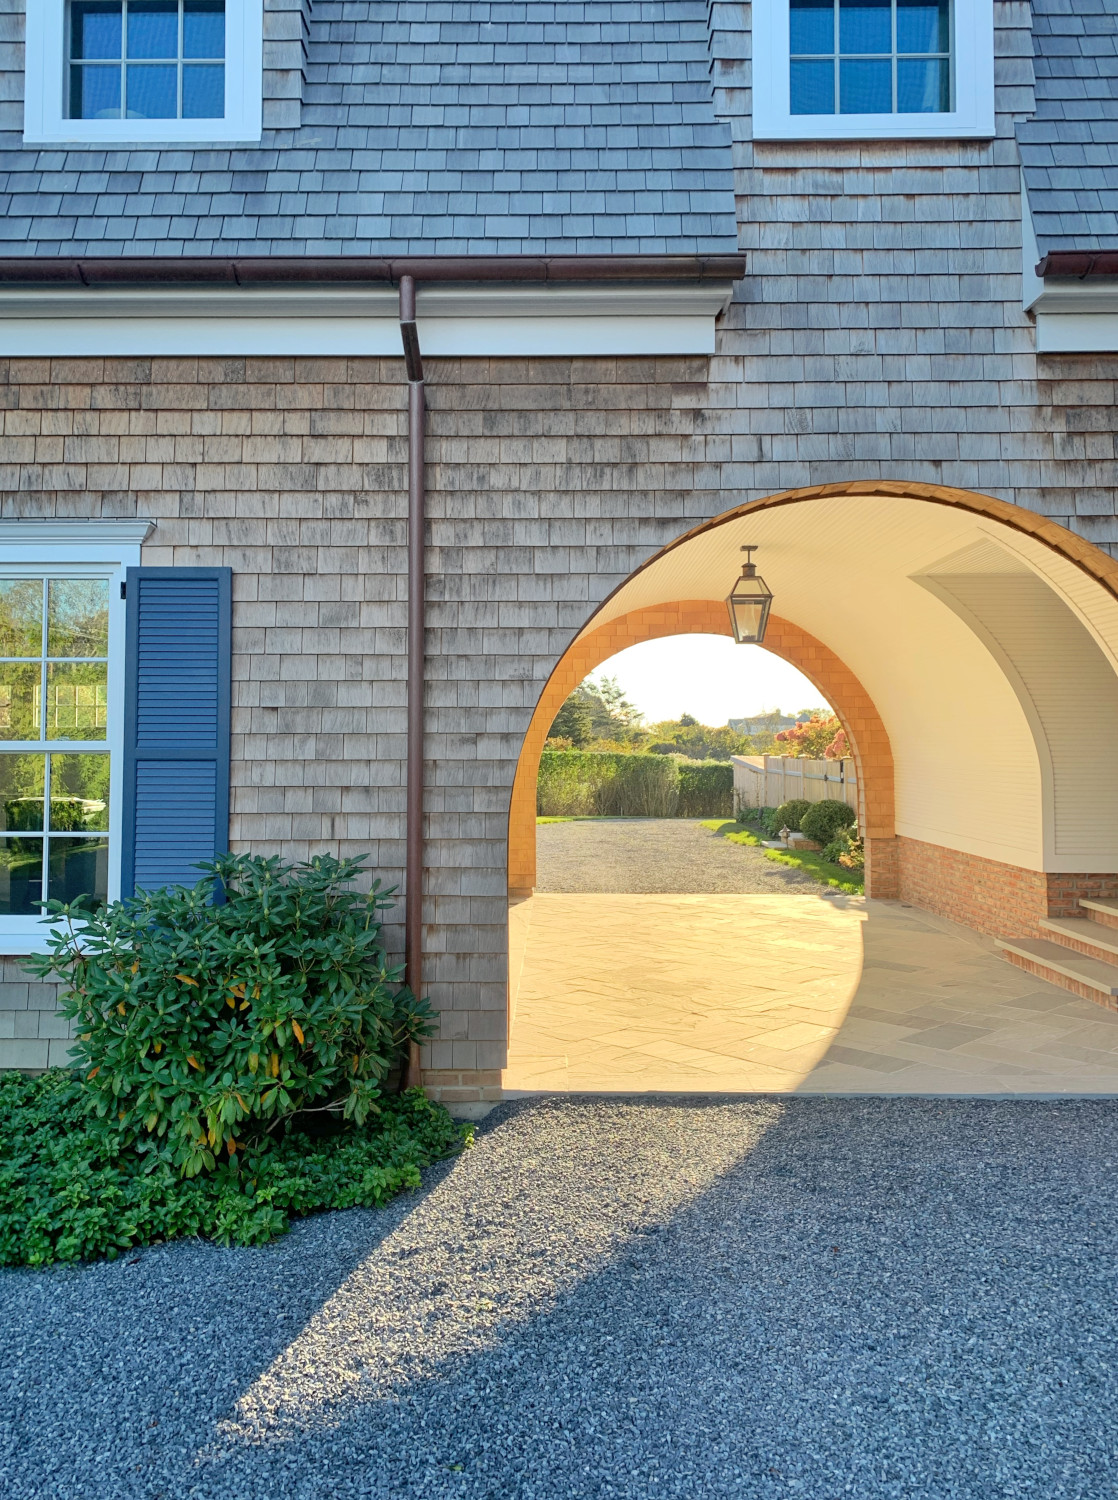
[23,0,263,147]
[0,522,151,955]
[752,0,995,141]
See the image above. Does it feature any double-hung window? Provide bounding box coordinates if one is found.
[69,0,226,123]
[753,0,994,140]
[23,0,262,144]
[0,573,119,933]
[790,0,951,116]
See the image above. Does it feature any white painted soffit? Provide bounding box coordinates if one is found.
[0,283,734,358]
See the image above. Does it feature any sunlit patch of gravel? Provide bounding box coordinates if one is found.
[2,1096,1117,1499]
[537,818,823,894]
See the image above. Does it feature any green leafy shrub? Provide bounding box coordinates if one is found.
[26,853,436,1179]
[822,827,865,870]
[800,799,857,846]
[0,1069,469,1267]
[771,799,813,834]
[736,804,773,830]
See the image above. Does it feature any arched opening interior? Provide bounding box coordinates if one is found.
[505,486,1118,1096]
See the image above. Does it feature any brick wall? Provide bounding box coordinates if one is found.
[897,837,1118,939]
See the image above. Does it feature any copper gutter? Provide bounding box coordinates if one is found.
[1035,252,1118,279]
[0,253,746,286]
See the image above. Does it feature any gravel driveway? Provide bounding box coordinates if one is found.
[2,1096,1116,1500]
[538,818,823,893]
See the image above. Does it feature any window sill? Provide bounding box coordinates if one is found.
[753,111,995,143]
[0,922,75,957]
[22,117,263,148]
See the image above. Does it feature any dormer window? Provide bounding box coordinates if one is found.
[790,0,951,116]
[753,0,993,140]
[69,1,225,122]
[23,0,260,144]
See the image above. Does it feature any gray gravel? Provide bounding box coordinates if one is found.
[538,818,824,894]
[2,1096,1117,1500]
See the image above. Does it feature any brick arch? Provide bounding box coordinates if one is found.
[508,599,897,900]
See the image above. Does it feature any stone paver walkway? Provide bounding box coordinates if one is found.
[506,834,1118,1094]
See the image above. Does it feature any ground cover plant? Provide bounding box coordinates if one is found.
[705,817,864,895]
[0,854,470,1266]
[0,1071,467,1266]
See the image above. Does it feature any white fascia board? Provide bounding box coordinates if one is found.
[0,283,732,357]
[23,0,263,146]
[1035,313,1118,354]
[1021,189,1045,313]
[753,0,994,141]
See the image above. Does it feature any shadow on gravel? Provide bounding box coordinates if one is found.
[4,1096,1117,1500]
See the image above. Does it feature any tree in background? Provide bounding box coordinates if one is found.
[774,714,845,759]
[547,674,645,748]
[548,694,593,747]
[647,719,751,760]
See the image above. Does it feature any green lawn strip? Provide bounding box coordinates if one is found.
[700,819,864,895]
[0,1070,472,1268]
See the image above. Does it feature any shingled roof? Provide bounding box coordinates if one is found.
[1018,0,1118,258]
[0,0,739,259]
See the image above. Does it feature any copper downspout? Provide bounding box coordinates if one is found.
[399,274,426,1091]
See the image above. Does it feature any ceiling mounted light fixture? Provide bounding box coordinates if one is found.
[726,545,773,645]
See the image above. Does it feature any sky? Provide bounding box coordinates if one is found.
[589,635,832,727]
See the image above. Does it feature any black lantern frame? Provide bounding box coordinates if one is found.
[726,546,773,644]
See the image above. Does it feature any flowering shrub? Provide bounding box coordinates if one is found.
[774,715,844,759]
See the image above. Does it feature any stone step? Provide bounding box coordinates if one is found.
[1039,915,1118,961]
[995,936,1118,1002]
[1080,897,1118,931]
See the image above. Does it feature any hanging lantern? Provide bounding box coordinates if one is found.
[726,546,773,644]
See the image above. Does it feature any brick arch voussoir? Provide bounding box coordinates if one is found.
[507,600,896,899]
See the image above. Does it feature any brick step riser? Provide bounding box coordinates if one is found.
[1044,931,1118,966]
[1002,950,1118,1014]
[1086,907,1118,932]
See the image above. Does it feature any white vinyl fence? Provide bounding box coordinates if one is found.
[730,755,859,823]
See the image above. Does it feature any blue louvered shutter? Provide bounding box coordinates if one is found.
[121,568,232,897]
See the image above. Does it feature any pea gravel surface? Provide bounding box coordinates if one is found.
[537,818,823,894]
[2,1096,1117,1500]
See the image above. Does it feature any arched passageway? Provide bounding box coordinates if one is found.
[503,483,1118,1096]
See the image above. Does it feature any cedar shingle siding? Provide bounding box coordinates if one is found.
[1,3,1118,1090]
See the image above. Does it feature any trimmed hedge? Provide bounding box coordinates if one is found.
[537,751,733,819]
[772,799,813,833]
[677,761,734,817]
[800,798,857,845]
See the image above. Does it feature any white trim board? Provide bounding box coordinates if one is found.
[0,282,733,356]
[23,0,264,146]
[1035,313,1118,355]
[752,0,995,141]
[0,314,725,358]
